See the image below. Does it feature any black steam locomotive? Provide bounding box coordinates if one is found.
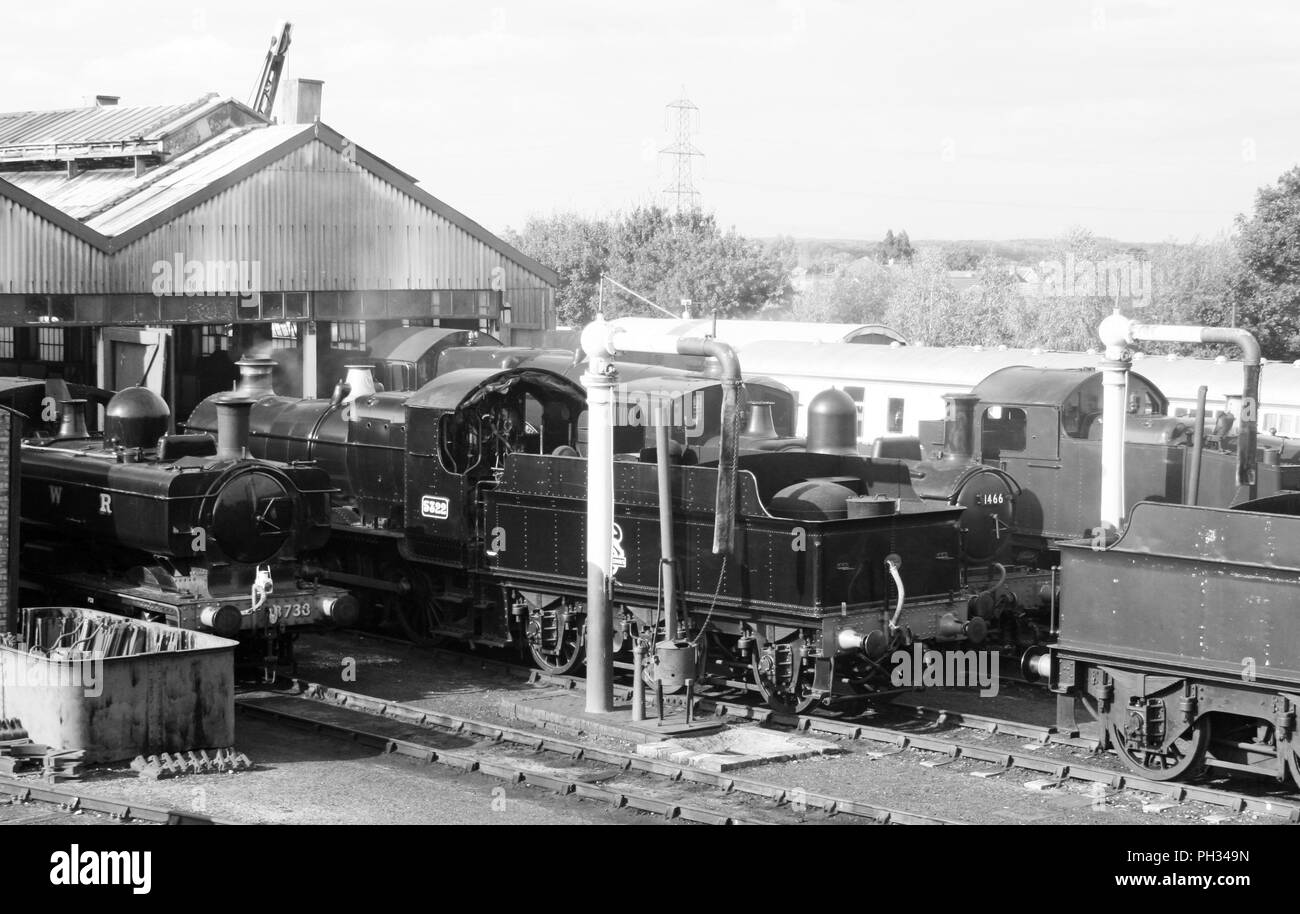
[187,356,1005,711]
[13,381,357,663]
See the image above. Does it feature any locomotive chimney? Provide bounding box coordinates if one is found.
[215,396,254,461]
[942,393,980,461]
[342,364,377,404]
[56,399,89,438]
[235,357,278,398]
[744,401,778,440]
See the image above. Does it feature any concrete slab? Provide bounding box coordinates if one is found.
[635,727,843,772]
[499,688,722,743]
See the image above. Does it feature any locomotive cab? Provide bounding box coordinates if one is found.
[402,367,587,566]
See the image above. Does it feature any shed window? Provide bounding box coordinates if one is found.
[201,325,231,355]
[271,322,299,350]
[37,327,63,362]
[887,397,904,434]
[332,321,367,351]
[0,327,14,360]
[981,406,1027,455]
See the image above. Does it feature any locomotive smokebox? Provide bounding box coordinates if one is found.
[105,387,170,450]
[235,358,278,398]
[56,399,90,439]
[806,388,859,455]
[942,393,981,461]
[215,396,255,461]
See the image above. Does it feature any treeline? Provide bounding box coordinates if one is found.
[507,165,1300,361]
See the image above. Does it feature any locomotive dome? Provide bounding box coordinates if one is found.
[105,386,170,450]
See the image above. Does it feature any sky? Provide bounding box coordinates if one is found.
[4,0,1300,243]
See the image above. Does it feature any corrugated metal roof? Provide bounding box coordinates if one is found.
[85,124,309,235]
[0,95,220,148]
[2,168,139,219]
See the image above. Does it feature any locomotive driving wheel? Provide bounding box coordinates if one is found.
[1109,715,1210,781]
[752,632,816,715]
[525,598,585,675]
[389,567,450,646]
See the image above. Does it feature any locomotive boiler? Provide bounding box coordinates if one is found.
[17,384,357,661]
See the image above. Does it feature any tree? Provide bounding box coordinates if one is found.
[505,206,792,325]
[504,213,612,326]
[895,229,915,264]
[1228,166,1300,359]
[791,257,897,324]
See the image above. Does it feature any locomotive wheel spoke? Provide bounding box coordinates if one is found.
[1109,717,1209,781]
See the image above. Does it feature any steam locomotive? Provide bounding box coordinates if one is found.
[187,355,1008,712]
[11,379,358,664]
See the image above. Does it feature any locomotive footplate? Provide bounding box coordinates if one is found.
[19,569,359,639]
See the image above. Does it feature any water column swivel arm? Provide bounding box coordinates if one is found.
[1097,314,1262,534]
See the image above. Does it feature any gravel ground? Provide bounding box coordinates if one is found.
[64,713,662,825]
[283,631,1291,825]
[12,630,1285,825]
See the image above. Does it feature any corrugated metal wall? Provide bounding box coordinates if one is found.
[0,196,107,294]
[1,138,553,327]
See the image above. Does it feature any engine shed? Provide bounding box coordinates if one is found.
[0,82,557,423]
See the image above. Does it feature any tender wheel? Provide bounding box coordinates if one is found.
[525,599,585,675]
[1284,739,1300,788]
[752,633,816,714]
[1109,715,1210,781]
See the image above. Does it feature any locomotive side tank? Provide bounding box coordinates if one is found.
[19,389,356,652]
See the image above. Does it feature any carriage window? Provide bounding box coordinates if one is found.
[845,386,865,436]
[887,397,904,434]
[981,406,1027,455]
[0,327,14,359]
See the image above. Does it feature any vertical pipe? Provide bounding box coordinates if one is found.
[580,319,616,714]
[632,642,645,722]
[655,401,677,640]
[1188,385,1207,506]
[301,321,318,398]
[1097,312,1134,538]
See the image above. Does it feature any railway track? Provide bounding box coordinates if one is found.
[0,777,226,825]
[322,632,1300,822]
[240,679,960,825]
